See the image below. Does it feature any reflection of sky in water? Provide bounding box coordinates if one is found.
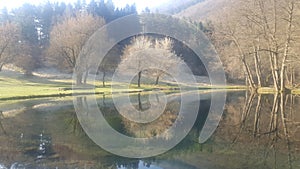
[118,161,163,169]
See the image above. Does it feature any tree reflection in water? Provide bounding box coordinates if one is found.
[72,91,300,168]
[0,92,299,168]
[0,110,7,135]
[218,92,300,169]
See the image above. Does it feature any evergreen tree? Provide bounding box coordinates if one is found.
[39,2,54,47]
[0,7,10,23]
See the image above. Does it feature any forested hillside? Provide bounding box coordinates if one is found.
[152,0,205,14]
[175,0,235,20]
[177,0,300,91]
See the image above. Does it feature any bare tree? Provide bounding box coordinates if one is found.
[280,0,296,92]
[98,46,121,87]
[120,36,152,87]
[47,12,105,84]
[118,36,183,87]
[151,38,183,85]
[14,43,37,75]
[0,22,20,71]
[212,0,299,92]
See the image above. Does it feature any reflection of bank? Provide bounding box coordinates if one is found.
[0,99,73,167]
[218,92,300,169]
[75,91,214,166]
[0,97,205,168]
[232,93,296,139]
[78,92,212,143]
[2,92,298,168]
[0,110,7,135]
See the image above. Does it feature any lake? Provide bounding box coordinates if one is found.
[0,91,299,169]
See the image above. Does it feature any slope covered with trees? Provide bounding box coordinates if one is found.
[152,0,205,14]
[177,0,300,92]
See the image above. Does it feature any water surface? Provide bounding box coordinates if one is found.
[0,91,299,169]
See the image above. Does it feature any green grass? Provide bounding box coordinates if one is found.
[0,72,247,101]
[0,74,141,100]
[198,85,247,90]
[0,75,68,99]
[0,73,162,100]
[3,71,299,102]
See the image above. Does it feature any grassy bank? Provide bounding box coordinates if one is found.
[0,73,143,100]
[0,72,247,101]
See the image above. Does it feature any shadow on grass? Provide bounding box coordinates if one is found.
[19,75,73,87]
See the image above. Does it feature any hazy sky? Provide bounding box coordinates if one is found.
[0,0,170,12]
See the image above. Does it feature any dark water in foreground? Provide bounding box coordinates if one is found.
[0,91,299,169]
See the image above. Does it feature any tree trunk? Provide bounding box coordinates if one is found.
[242,57,256,90]
[232,38,256,90]
[291,67,295,87]
[280,2,295,92]
[83,70,89,84]
[280,1,294,93]
[102,71,106,87]
[253,94,262,137]
[269,50,279,91]
[76,72,83,85]
[285,65,291,86]
[102,94,106,106]
[0,64,3,71]
[280,65,287,92]
[253,47,262,87]
[269,94,279,133]
[138,93,142,111]
[232,93,255,144]
[138,71,142,88]
[245,76,249,87]
[155,76,160,85]
[280,92,293,169]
